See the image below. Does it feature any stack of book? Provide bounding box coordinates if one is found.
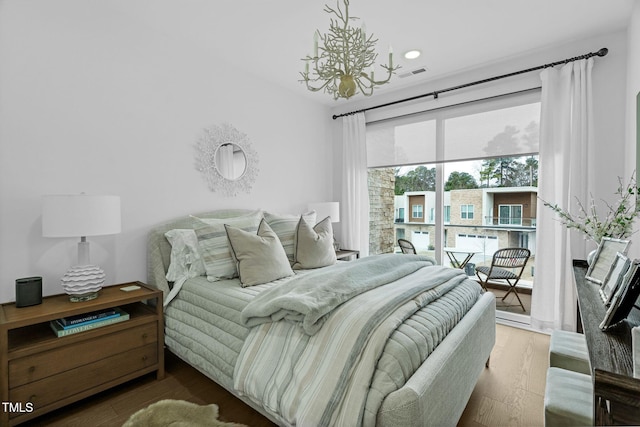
[50,307,129,337]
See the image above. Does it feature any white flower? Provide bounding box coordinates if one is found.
[541,174,640,244]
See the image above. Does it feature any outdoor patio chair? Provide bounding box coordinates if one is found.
[475,247,531,311]
[398,239,417,254]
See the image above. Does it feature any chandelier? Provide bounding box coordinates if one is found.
[300,0,400,100]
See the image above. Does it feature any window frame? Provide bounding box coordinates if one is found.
[367,90,540,265]
[443,205,451,224]
[498,204,523,225]
[412,204,424,219]
[461,204,474,220]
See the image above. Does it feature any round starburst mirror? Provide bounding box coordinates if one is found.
[195,123,259,197]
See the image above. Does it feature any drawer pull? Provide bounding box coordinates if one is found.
[29,394,36,401]
[28,366,36,373]
[142,355,148,361]
[142,333,148,339]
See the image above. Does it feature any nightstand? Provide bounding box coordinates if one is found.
[0,282,164,426]
[336,249,360,261]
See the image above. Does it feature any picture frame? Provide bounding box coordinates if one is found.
[600,258,640,330]
[585,237,631,285]
[599,252,631,305]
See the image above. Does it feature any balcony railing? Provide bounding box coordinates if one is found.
[484,216,537,227]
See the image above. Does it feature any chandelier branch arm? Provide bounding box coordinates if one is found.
[300,69,342,94]
[355,75,374,97]
[300,74,335,93]
[299,0,400,100]
[323,0,350,25]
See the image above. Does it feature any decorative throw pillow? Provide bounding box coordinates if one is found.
[195,211,263,281]
[264,210,316,263]
[192,209,263,226]
[225,219,294,287]
[164,229,206,282]
[292,216,337,270]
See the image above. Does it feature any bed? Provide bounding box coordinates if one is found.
[147,209,496,427]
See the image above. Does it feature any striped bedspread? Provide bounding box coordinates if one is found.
[241,254,437,334]
[234,256,472,427]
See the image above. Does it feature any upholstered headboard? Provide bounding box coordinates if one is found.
[146,209,256,298]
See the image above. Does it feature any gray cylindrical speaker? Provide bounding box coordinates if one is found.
[16,276,43,307]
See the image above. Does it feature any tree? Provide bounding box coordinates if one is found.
[514,156,538,186]
[445,171,478,190]
[479,157,519,187]
[479,158,498,187]
[395,166,436,194]
[478,122,540,187]
[479,156,538,187]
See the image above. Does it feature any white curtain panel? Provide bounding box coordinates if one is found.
[341,113,370,256]
[531,58,594,332]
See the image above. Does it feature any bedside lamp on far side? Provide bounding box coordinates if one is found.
[308,201,340,250]
[42,194,121,302]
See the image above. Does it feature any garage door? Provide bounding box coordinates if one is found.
[455,234,499,263]
[412,231,430,251]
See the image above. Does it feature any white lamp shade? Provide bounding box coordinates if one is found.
[308,202,340,223]
[42,194,121,237]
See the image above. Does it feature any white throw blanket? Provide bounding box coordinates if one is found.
[234,256,467,427]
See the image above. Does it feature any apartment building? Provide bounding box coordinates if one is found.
[395,187,537,263]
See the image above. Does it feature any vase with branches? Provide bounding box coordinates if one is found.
[541,174,640,244]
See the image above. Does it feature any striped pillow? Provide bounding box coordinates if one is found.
[195,211,263,281]
[264,210,316,263]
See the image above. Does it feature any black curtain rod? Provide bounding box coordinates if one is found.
[332,47,608,120]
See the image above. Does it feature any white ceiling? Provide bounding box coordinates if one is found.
[108,0,634,106]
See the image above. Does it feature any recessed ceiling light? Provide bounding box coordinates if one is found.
[404,50,421,60]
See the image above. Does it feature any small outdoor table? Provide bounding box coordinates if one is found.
[444,248,480,269]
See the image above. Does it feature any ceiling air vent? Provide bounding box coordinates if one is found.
[399,66,428,79]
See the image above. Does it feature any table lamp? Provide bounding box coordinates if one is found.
[42,194,121,302]
[308,202,340,250]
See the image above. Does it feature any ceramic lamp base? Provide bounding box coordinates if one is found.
[68,291,99,302]
[61,265,105,302]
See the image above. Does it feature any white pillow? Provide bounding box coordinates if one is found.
[264,210,316,263]
[164,229,206,282]
[195,211,263,281]
[225,219,294,287]
[292,216,337,270]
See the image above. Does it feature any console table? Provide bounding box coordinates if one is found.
[573,260,640,425]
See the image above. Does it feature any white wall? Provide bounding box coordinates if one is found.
[0,1,332,302]
[331,30,629,256]
[626,2,640,259]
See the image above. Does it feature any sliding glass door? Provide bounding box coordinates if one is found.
[368,90,540,321]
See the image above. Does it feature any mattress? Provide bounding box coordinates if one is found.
[165,269,320,388]
[163,265,481,407]
[364,279,480,423]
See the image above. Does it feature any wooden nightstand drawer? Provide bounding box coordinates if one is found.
[1,282,164,426]
[9,322,157,388]
[9,342,158,415]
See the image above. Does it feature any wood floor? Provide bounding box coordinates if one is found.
[485,284,532,315]
[458,324,549,427]
[20,324,549,427]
